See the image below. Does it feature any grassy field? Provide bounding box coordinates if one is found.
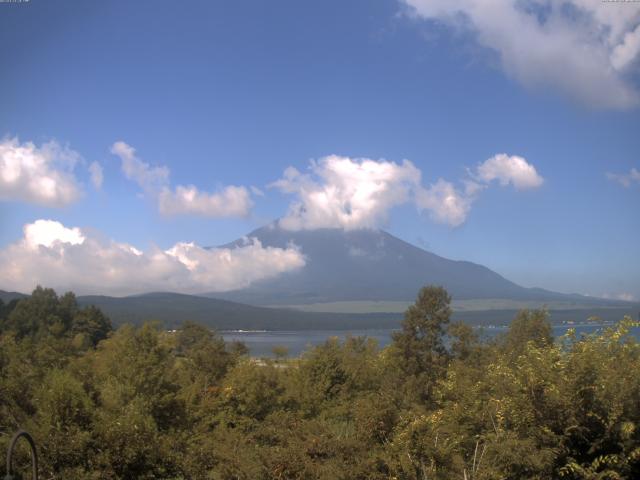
[268,298,638,314]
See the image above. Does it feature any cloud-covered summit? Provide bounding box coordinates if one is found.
[272,153,544,229]
[271,155,422,230]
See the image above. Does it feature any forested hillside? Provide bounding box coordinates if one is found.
[1,286,639,479]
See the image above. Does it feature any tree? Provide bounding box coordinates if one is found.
[0,297,20,329]
[2,287,112,345]
[71,305,112,347]
[272,344,289,361]
[502,308,553,355]
[2,284,639,479]
[4,286,71,339]
[87,323,186,478]
[173,321,243,414]
[390,285,452,403]
[448,320,479,361]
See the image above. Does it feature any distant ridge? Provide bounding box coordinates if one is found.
[56,292,640,330]
[2,290,636,331]
[0,290,28,303]
[75,292,401,330]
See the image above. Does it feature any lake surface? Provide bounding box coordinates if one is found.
[222,323,638,358]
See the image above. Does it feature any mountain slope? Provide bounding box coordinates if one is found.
[0,290,28,303]
[75,292,638,331]
[76,292,401,330]
[209,225,601,305]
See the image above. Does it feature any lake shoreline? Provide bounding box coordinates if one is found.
[221,322,637,358]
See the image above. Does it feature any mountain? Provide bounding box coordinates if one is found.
[3,225,635,331]
[208,225,604,306]
[0,290,28,303]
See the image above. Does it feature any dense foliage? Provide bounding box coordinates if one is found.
[1,286,639,479]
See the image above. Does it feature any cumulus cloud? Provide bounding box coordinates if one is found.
[416,179,474,227]
[607,167,640,187]
[0,219,306,296]
[89,161,104,189]
[401,0,640,109]
[0,137,83,207]
[273,153,543,229]
[111,141,170,191]
[24,219,84,248]
[158,184,253,217]
[475,154,544,189]
[418,153,543,226]
[110,141,253,217]
[271,155,422,230]
[611,24,640,72]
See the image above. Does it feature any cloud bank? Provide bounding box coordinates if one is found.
[273,153,543,229]
[110,141,253,217]
[0,137,83,207]
[402,0,640,109]
[0,219,306,296]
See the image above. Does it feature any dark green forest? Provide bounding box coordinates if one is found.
[1,286,639,479]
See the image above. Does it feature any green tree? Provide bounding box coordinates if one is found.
[502,308,553,355]
[390,285,452,403]
[4,287,72,339]
[448,320,479,361]
[71,305,112,347]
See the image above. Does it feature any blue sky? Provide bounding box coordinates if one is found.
[0,0,638,299]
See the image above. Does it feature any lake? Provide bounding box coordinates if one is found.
[222,323,638,358]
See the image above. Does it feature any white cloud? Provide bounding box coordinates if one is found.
[271,155,422,230]
[110,140,253,217]
[415,153,543,226]
[0,137,83,207]
[476,154,544,189]
[602,292,636,302]
[611,24,640,72]
[24,219,84,248]
[402,0,640,109]
[250,185,265,196]
[111,141,170,191]
[0,219,306,296]
[89,161,104,189]
[273,153,543,229]
[158,184,253,217]
[607,167,640,187]
[416,179,474,227]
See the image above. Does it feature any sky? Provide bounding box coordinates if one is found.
[0,0,639,299]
